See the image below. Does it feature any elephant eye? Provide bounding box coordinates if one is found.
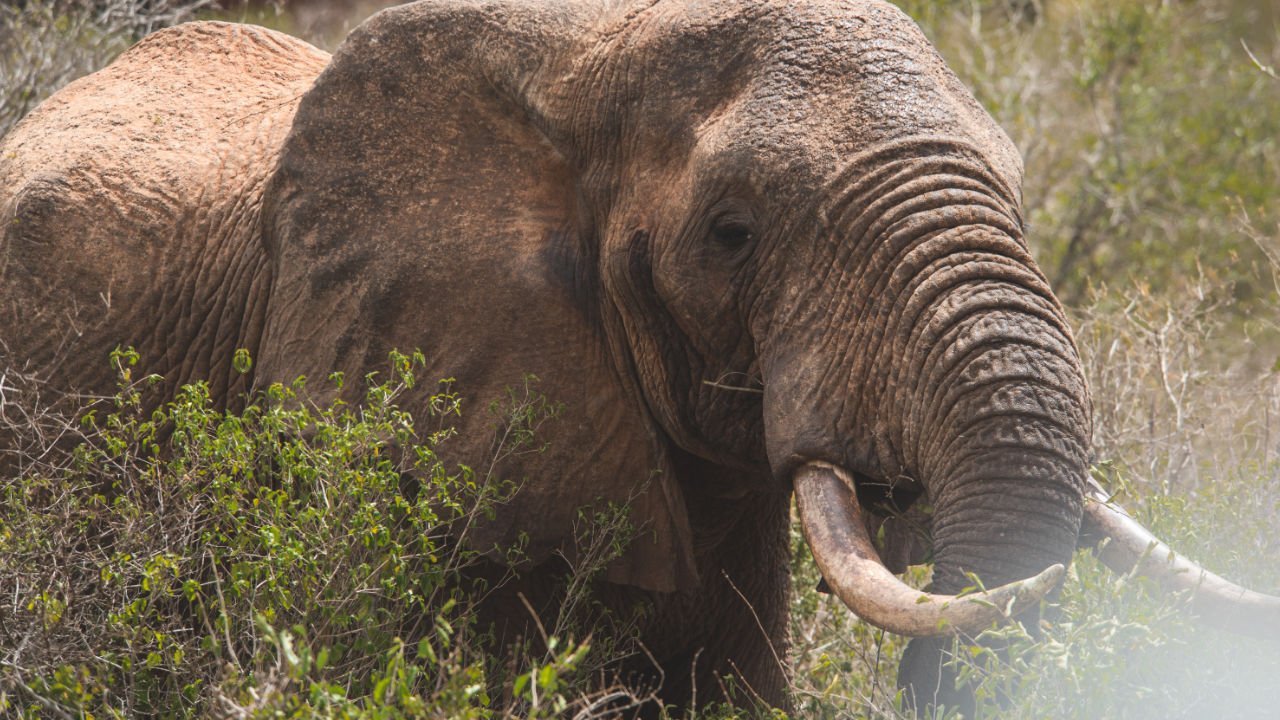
[709,216,754,251]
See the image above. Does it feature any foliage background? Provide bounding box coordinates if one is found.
[2,0,1280,717]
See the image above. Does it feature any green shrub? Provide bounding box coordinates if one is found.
[0,350,643,718]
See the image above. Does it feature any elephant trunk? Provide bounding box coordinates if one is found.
[757,150,1095,708]
[789,312,1091,634]
[878,283,1091,713]
[924,421,1087,597]
[763,155,1093,619]
[877,252,1090,602]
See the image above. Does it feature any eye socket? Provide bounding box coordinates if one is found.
[709,216,755,251]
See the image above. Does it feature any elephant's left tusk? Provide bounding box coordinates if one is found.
[1084,482,1280,641]
[794,462,1064,637]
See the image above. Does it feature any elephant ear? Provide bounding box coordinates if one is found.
[261,0,699,592]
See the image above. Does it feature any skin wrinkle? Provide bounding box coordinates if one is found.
[921,358,1083,439]
[933,488,1083,545]
[825,199,1027,364]
[878,219,1027,291]
[941,440,1086,478]
[827,165,1016,271]
[918,286,1071,352]
[932,390,1087,453]
[931,399,1090,468]
[183,39,317,394]
[934,468,1084,506]
[916,317,1085,474]
[0,22,326,408]
[769,161,1028,450]
[752,149,1044,486]
[909,282,1072,352]
[832,163,1016,248]
[930,408,1086,472]
[885,254,1054,358]
[936,520,1080,556]
[884,242,1045,338]
[920,406,1082,485]
[817,138,1020,224]
[932,480,1084,527]
[879,269,1060,446]
[892,274,1067,377]
[915,369,1085,472]
[879,205,1025,273]
[833,223,957,348]
[828,211,1013,349]
[901,284,1075,401]
[183,166,259,389]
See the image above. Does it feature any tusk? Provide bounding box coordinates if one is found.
[794,462,1064,637]
[1084,481,1280,640]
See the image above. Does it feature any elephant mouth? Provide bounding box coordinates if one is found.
[793,462,1280,638]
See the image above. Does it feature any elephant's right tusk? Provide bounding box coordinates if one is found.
[794,462,1063,637]
[1084,482,1280,641]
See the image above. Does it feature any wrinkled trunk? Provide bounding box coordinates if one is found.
[895,421,1087,713]
[879,259,1091,713]
[901,265,1091,680]
[923,410,1088,597]
[765,173,1092,568]
[763,149,1093,710]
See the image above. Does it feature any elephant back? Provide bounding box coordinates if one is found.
[0,22,329,405]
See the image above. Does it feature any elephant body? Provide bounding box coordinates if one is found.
[8,1,1200,714]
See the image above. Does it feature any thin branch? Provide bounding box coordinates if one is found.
[1241,39,1278,80]
[701,380,764,394]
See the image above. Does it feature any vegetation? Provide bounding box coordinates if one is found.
[3,0,1280,717]
[899,0,1280,310]
[0,351,646,718]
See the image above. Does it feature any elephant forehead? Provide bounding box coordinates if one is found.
[592,0,1024,194]
[610,0,946,91]
[745,11,1021,185]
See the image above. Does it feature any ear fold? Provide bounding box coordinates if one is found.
[261,0,698,592]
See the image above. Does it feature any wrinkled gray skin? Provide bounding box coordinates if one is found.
[1,0,1090,713]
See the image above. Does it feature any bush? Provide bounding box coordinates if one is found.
[0,350,645,718]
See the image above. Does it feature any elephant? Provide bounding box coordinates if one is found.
[2,0,1277,715]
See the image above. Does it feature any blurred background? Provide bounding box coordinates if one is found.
[2,0,1278,717]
